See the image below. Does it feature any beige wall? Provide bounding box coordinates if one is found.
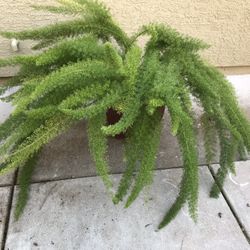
[0,0,250,76]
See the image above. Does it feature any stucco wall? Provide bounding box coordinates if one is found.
[0,0,250,76]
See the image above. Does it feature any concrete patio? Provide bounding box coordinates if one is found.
[0,162,249,250]
[0,75,249,249]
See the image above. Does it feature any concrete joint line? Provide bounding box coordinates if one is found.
[207,165,250,244]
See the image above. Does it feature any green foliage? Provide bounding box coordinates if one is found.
[87,114,112,189]
[210,131,238,198]
[0,116,72,175]
[101,46,142,136]
[125,109,162,208]
[0,0,249,229]
[15,152,39,220]
[201,113,217,164]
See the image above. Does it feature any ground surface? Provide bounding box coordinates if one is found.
[0,161,249,250]
[0,76,249,249]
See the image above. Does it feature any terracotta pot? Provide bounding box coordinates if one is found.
[106,107,165,140]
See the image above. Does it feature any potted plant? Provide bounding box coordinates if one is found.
[0,0,249,229]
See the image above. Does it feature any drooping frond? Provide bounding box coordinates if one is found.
[133,24,210,53]
[0,116,72,175]
[0,114,24,142]
[87,114,112,189]
[13,60,124,115]
[35,35,106,66]
[150,61,199,226]
[0,55,38,68]
[0,19,87,41]
[201,113,217,165]
[210,131,238,198]
[125,109,162,207]
[14,152,39,220]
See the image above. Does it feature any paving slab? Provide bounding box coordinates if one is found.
[211,160,250,237]
[31,114,185,183]
[30,110,218,183]
[6,167,249,250]
[0,171,15,187]
[0,186,12,249]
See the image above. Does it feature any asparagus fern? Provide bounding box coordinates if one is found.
[0,0,249,229]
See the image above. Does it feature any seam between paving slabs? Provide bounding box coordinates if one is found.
[0,183,14,188]
[23,159,250,185]
[27,164,212,185]
[27,165,188,185]
[208,165,250,244]
[14,164,211,186]
[1,169,18,250]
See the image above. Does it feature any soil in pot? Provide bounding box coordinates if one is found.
[106,108,126,139]
[106,107,165,140]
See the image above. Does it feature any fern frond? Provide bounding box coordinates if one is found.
[210,132,238,198]
[14,60,123,115]
[201,113,217,164]
[0,19,86,40]
[152,61,199,224]
[0,55,38,68]
[35,35,106,67]
[113,109,145,204]
[59,82,110,111]
[31,4,77,15]
[125,109,162,207]
[134,24,209,52]
[0,116,72,175]
[158,177,188,229]
[14,152,39,220]
[87,114,112,189]
[0,114,24,142]
[159,113,198,228]
[60,89,121,120]
[32,38,61,50]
